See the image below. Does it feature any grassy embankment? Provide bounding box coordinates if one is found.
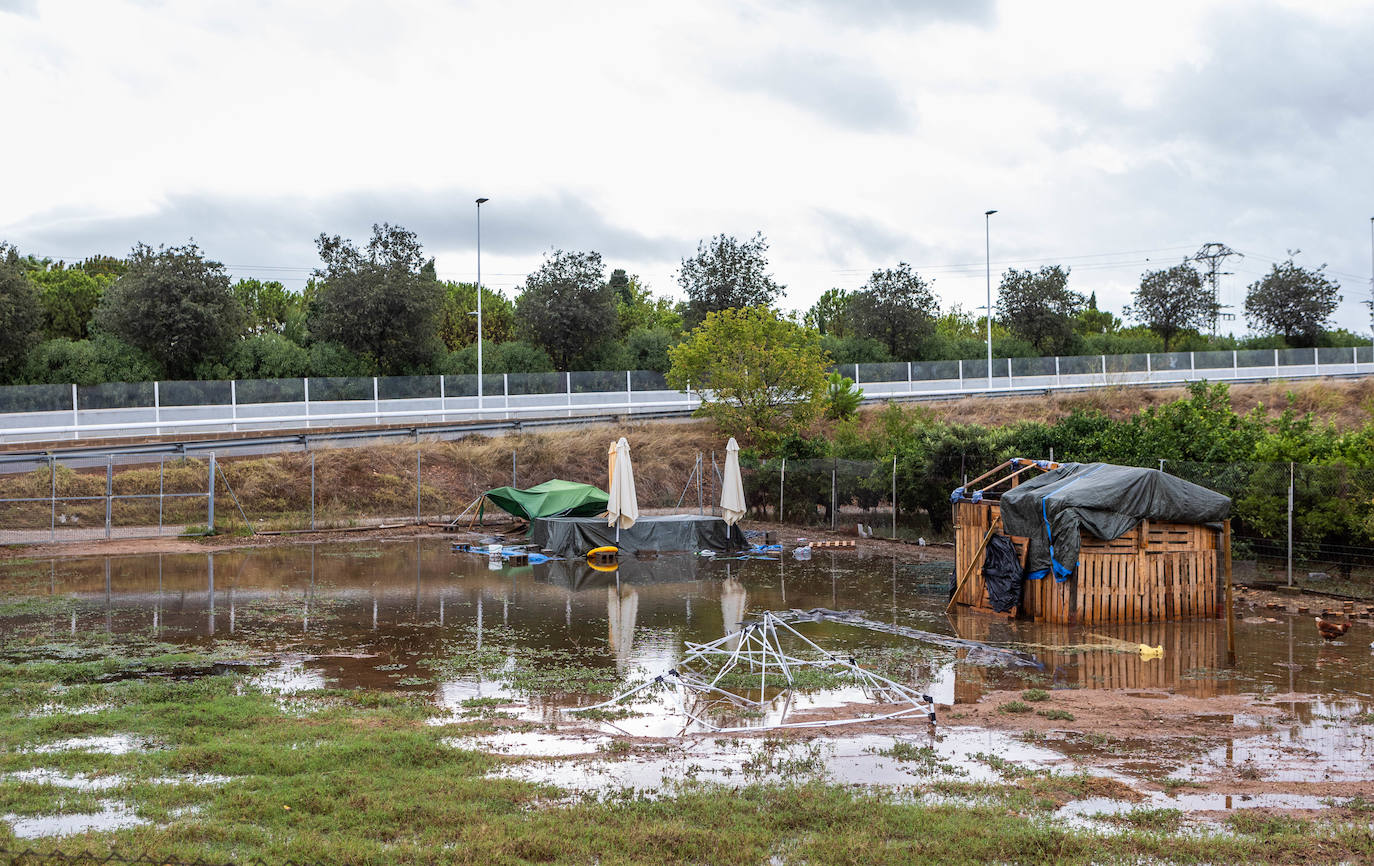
[1,377,1370,537]
[0,576,1371,864]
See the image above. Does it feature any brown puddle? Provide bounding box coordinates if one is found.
[3,539,1373,816]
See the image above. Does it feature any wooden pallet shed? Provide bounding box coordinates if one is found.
[951,459,1232,625]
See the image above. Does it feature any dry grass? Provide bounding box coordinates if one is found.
[861,378,1374,429]
[0,421,730,530]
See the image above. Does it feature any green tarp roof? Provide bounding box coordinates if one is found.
[481,479,609,521]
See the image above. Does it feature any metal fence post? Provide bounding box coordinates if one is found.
[208,452,216,531]
[1145,353,1151,381]
[303,377,311,425]
[1287,462,1294,588]
[153,380,161,436]
[49,456,56,542]
[105,455,112,539]
[1190,351,1195,379]
[505,372,511,418]
[310,451,316,531]
[1006,357,1012,388]
[373,377,380,425]
[1055,355,1061,387]
[1313,346,1319,374]
[779,457,786,522]
[957,359,963,390]
[625,370,632,412]
[908,361,913,394]
[71,384,79,440]
[1100,354,1107,379]
[891,456,897,539]
[230,379,238,431]
[1233,350,1238,379]
[831,465,837,531]
[1274,348,1279,376]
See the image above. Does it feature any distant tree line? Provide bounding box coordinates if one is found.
[0,228,1360,389]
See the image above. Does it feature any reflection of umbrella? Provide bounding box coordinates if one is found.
[607,584,639,672]
[720,577,747,652]
[721,437,746,526]
[607,437,639,539]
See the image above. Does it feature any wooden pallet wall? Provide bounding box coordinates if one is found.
[953,501,1223,625]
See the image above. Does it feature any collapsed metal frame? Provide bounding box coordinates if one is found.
[568,610,936,734]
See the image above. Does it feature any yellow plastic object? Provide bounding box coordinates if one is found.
[1139,644,1164,660]
[587,546,618,557]
[587,560,620,573]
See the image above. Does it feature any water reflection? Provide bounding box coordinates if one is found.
[1,541,1371,714]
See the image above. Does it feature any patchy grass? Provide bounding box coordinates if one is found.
[1037,709,1075,722]
[1020,689,1050,702]
[1,632,1372,863]
[997,701,1032,715]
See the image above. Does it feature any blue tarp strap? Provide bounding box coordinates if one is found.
[1039,465,1105,582]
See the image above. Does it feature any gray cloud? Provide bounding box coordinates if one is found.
[719,49,913,132]
[788,0,995,29]
[2,188,692,285]
[811,209,945,280]
[0,0,38,16]
[1056,5,1374,154]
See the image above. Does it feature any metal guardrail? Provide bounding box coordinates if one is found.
[0,347,1371,445]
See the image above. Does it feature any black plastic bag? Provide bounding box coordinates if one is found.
[982,533,1023,613]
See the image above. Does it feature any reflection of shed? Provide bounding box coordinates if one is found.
[951,459,1232,624]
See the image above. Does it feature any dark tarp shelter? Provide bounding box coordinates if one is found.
[481,480,608,522]
[531,515,747,557]
[998,462,1231,582]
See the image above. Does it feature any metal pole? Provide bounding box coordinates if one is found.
[49,456,56,542]
[985,209,996,390]
[891,456,897,539]
[373,376,380,425]
[153,380,161,435]
[1369,216,1373,357]
[1286,462,1294,588]
[417,449,422,524]
[476,197,488,410]
[71,383,79,440]
[779,457,786,522]
[310,451,316,531]
[208,452,216,532]
[158,455,164,536]
[697,452,703,515]
[105,455,112,539]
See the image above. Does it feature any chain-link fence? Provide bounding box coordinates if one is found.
[4,446,1372,600]
[1163,459,1374,599]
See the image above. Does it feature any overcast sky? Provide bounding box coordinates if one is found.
[3,0,1372,336]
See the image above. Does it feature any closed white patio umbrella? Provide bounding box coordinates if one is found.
[607,437,638,541]
[721,437,746,526]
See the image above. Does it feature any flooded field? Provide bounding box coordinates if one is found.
[2,538,1372,853]
[3,539,1370,703]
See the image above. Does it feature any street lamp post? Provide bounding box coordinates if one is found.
[985,209,997,390]
[476,197,489,410]
[1368,217,1373,359]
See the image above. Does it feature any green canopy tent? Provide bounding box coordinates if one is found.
[478,479,609,523]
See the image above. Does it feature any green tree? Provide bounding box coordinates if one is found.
[514,249,618,370]
[0,244,46,380]
[94,242,245,379]
[21,335,159,386]
[847,263,939,360]
[615,274,682,334]
[1244,255,1341,347]
[1075,292,1120,336]
[1125,262,1214,351]
[438,281,515,351]
[25,263,112,341]
[804,288,853,337]
[995,265,1082,355]
[677,232,784,327]
[621,327,677,373]
[233,279,300,336]
[666,306,828,450]
[308,223,445,374]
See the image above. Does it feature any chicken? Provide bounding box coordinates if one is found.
[1315,617,1350,641]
